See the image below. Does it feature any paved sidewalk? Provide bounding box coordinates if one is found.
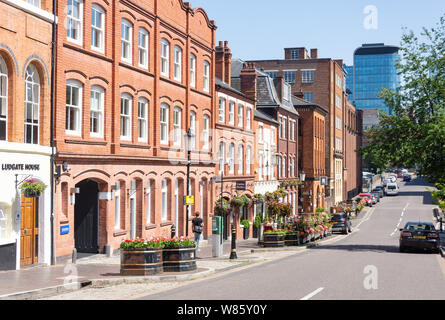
[0,233,346,300]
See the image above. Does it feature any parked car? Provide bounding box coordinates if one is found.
[383,179,392,187]
[385,183,399,196]
[389,175,397,183]
[402,169,408,174]
[359,193,374,206]
[399,222,440,253]
[397,172,404,178]
[331,212,352,235]
[403,174,412,182]
[371,192,380,203]
[372,186,385,197]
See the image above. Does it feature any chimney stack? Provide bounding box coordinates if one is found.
[215,41,225,83]
[310,49,318,59]
[240,62,257,102]
[224,41,232,86]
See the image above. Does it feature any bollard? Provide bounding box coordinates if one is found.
[171,225,176,238]
[72,248,77,264]
[229,224,237,260]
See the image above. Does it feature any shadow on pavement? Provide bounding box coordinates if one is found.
[311,244,437,255]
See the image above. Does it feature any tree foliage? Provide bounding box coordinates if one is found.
[358,15,445,185]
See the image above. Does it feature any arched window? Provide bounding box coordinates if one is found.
[190,54,196,87]
[160,103,169,144]
[238,145,244,174]
[120,93,132,140]
[0,56,8,141]
[25,64,40,144]
[114,181,121,230]
[138,28,148,68]
[67,0,83,44]
[90,85,104,137]
[66,79,82,136]
[173,107,182,147]
[121,19,132,63]
[202,114,210,150]
[190,111,196,149]
[160,38,170,77]
[228,143,235,174]
[91,4,105,52]
[138,97,148,142]
[173,46,182,82]
[246,146,252,175]
[161,179,168,221]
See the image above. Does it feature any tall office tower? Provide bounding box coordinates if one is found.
[346,43,400,117]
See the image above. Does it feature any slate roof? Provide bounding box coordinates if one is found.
[215,77,250,100]
[254,109,280,125]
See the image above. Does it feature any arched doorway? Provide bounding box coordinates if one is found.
[74,179,99,253]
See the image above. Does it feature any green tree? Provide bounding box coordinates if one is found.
[358,15,445,185]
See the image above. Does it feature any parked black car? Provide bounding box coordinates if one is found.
[399,222,440,253]
[331,213,352,235]
[403,174,412,182]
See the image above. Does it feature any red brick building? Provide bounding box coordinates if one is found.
[292,96,327,213]
[0,0,55,269]
[343,98,363,200]
[53,0,217,258]
[214,42,255,241]
[250,47,347,207]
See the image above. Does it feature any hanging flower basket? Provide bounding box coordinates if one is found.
[20,179,46,198]
[214,198,230,215]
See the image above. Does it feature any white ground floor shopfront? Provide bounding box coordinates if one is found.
[0,141,52,270]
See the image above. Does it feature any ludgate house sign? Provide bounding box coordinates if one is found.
[1,164,41,171]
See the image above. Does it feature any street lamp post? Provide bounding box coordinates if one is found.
[299,171,306,213]
[185,129,193,237]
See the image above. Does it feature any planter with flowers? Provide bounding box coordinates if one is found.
[263,230,285,247]
[119,237,165,276]
[284,229,299,246]
[162,236,197,272]
[20,179,47,198]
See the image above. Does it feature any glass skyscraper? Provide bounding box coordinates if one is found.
[346,43,400,115]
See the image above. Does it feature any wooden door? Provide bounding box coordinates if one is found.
[20,196,38,266]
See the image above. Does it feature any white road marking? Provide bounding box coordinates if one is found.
[390,203,410,237]
[300,287,324,300]
[356,207,376,229]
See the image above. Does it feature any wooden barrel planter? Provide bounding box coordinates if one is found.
[162,247,197,272]
[263,233,285,247]
[284,232,299,246]
[120,248,163,276]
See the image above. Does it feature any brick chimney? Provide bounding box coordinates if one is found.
[215,41,225,82]
[224,41,232,86]
[310,49,318,59]
[240,62,257,102]
[294,91,304,99]
[274,70,285,103]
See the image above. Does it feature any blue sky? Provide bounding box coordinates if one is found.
[188,0,445,65]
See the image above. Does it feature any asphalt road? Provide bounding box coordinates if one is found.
[138,176,445,300]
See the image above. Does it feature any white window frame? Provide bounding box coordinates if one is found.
[114,181,121,230]
[282,156,286,178]
[238,144,244,174]
[138,98,148,142]
[278,156,282,178]
[173,107,182,147]
[237,104,244,128]
[258,123,264,144]
[229,143,235,174]
[90,86,104,138]
[218,142,225,175]
[160,103,169,145]
[246,107,251,130]
[91,4,105,53]
[173,45,182,82]
[190,111,196,149]
[138,28,149,69]
[190,54,196,87]
[246,146,252,175]
[284,70,296,84]
[202,115,210,150]
[161,179,168,222]
[160,38,170,77]
[218,98,225,123]
[0,56,8,141]
[67,0,83,45]
[120,93,132,140]
[65,79,82,137]
[228,101,235,125]
[121,19,132,63]
[146,180,151,224]
[203,61,210,92]
[302,69,315,83]
[27,0,41,7]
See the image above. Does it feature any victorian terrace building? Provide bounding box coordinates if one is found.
[0,0,56,270]
[54,0,217,258]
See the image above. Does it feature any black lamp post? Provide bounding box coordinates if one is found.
[299,170,306,213]
[185,128,193,237]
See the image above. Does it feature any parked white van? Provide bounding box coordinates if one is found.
[385,183,399,196]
